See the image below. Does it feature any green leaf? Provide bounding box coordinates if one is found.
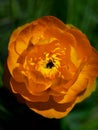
[9,0,22,19]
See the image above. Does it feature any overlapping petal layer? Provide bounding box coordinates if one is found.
[4,16,98,118]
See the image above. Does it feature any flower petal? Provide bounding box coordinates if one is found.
[67,25,92,59]
[26,96,75,118]
[76,80,96,103]
[10,78,49,102]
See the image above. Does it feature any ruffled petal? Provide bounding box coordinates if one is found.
[7,41,19,75]
[66,25,92,59]
[26,96,76,118]
[76,80,96,103]
[10,78,49,102]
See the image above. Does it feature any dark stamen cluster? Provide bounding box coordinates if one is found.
[46,60,54,69]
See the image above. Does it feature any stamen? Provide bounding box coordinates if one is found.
[46,60,54,69]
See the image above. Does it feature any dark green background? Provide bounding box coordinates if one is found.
[0,0,98,130]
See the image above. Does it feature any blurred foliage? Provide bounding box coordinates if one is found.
[0,0,98,130]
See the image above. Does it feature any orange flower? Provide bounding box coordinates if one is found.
[4,16,98,118]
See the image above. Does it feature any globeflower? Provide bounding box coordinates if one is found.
[4,16,98,118]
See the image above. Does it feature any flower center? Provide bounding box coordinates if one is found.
[34,53,61,79]
[46,60,54,69]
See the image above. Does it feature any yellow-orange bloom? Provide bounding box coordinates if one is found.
[4,16,98,118]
